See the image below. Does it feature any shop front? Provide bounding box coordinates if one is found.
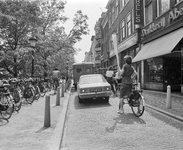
[133,28,183,92]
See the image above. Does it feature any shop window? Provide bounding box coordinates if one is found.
[146,58,163,83]
[164,56,181,84]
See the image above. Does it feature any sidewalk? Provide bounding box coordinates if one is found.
[0,86,71,150]
[143,90,183,121]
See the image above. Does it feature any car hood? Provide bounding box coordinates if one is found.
[78,82,110,88]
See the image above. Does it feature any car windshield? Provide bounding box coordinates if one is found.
[79,75,106,84]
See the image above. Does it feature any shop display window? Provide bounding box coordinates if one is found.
[146,58,163,83]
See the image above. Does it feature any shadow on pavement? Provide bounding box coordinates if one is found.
[74,95,111,110]
[105,113,146,133]
[35,126,50,133]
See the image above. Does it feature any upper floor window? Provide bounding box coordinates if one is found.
[112,6,115,23]
[120,20,125,41]
[145,2,153,25]
[176,0,183,3]
[157,0,170,16]
[124,0,129,5]
[109,11,112,27]
[115,0,119,19]
[126,13,132,36]
[120,0,124,11]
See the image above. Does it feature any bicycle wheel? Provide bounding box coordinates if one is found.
[40,85,46,97]
[131,95,145,117]
[24,87,34,104]
[12,89,22,112]
[34,86,41,100]
[0,96,14,120]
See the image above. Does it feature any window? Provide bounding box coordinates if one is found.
[145,2,153,25]
[120,0,124,11]
[115,0,119,19]
[176,0,183,4]
[112,6,115,23]
[131,8,135,33]
[109,11,112,27]
[157,0,170,16]
[77,68,81,73]
[124,0,129,5]
[126,13,132,36]
[120,20,125,41]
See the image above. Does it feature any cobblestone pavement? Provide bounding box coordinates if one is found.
[143,90,183,118]
[61,90,183,150]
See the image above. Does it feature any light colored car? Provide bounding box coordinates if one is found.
[77,74,112,103]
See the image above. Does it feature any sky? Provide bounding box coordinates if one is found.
[64,0,107,63]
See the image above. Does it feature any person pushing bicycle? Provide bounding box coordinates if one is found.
[117,55,138,114]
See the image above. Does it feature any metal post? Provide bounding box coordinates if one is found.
[44,95,51,127]
[61,83,64,97]
[31,50,34,77]
[56,87,60,106]
[166,85,171,109]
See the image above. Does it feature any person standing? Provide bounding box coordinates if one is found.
[106,66,116,96]
[52,68,60,94]
[117,55,138,114]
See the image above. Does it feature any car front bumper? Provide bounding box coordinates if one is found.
[79,91,111,99]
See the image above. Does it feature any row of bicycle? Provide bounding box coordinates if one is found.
[0,77,54,121]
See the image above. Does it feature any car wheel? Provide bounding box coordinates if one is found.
[78,96,83,103]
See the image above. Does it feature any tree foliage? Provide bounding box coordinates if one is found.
[0,0,89,77]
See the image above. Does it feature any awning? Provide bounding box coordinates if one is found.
[133,27,183,62]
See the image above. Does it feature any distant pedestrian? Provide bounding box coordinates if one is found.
[106,66,116,95]
[52,68,60,94]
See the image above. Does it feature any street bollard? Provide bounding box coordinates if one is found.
[65,82,67,92]
[44,95,51,127]
[61,83,64,97]
[166,85,171,109]
[56,87,60,106]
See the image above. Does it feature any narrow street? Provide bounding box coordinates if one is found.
[61,90,183,150]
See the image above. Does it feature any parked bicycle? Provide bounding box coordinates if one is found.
[0,80,14,120]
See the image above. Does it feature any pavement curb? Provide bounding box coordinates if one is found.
[146,104,183,122]
[48,85,72,150]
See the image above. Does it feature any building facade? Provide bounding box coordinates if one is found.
[133,0,183,92]
[103,0,141,73]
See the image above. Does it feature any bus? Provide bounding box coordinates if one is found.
[72,62,94,89]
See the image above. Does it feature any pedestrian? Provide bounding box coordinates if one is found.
[117,55,138,114]
[52,68,60,94]
[106,66,116,96]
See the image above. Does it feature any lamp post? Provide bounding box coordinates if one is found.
[29,37,37,77]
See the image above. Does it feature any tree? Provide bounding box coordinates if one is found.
[0,0,41,77]
[0,0,89,77]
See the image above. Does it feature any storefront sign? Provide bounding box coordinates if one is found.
[134,0,142,24]
[142,17,166,36]
[169,7,183,22]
